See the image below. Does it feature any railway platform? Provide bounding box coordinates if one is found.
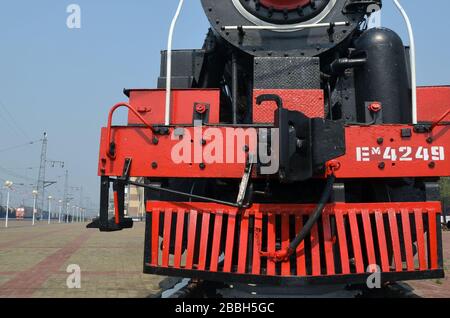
[0,220,448,298]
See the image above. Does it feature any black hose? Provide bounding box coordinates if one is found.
[288,175,336,252]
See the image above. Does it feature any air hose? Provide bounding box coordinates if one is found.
[261,174,336,262]
[289,174,336,253]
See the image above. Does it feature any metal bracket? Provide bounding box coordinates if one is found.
[425,182,441,202]
[119,158,132,181]
[332,183,346,203]
[87,159,134,232]
[259,94,345,182]
[236,154,255,207]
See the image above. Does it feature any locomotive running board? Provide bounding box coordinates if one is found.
[143,201,444,285]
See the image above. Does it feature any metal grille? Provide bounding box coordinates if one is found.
[145,202,443,282]
[254,57,321,90]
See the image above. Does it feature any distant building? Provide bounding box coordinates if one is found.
[0,206,6,218]
[443,200,449,218]
[105,178,145,220]
[126,178,145,220]
[0,206,16,218]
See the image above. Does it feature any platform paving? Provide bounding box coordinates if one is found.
[0,220,449,298]
[0,220,163,298]
[404,230,450,298]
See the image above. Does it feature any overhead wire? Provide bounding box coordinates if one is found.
[0,139,43,154]
[0,165,36,183]
[0,98,31,140]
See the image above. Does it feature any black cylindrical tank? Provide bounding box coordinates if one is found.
[354,28,412,124]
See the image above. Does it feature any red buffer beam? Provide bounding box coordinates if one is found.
[99,125,450,179]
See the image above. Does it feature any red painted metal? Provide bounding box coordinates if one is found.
[322,212,335,275]
[333,125,450,179]
[99,87,450,180]
[375,210,390,272]
[120,85,450,127]
[267,214,276,276]
[198,213,211,271]
[186,210,198,269]
[252,212,263,275]
[431,109,450,131]
[361,209,376,267]
[414,209,427,271]
[98,126,251,179]
[281,214,291,276]
[388,209,403,272]
[210,211,223,272]
[98,124,450,179]
[295,215,307,276]
[428,210,439,270]
[253,89,324,123]
[238,215,249,274]
[348,210,365,274]
[417,86,450,122]
[223,211,237,273]
[127,89,220,125]
[113,190,120,225]
[146,202,442,279]
[311,224,321,276]
[400,209,415,271]
[174,210,185,268]
[106,102,155,159]
[162,209,173,267]
[335,210,350,274]
[150,209,160,266]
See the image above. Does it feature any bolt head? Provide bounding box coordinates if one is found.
[368,102,382,113]
[195,104,207,114]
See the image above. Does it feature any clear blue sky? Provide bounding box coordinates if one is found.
[0,0,449,211]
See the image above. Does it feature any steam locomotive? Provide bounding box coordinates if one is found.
[91,0,450,287]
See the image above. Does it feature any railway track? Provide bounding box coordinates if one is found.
[156,277,420,299]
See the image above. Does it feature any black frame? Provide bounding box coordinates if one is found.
[143,266,444,287]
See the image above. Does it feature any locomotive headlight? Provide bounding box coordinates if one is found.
[232,0,337,29]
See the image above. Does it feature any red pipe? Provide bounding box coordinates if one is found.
[106,102,156,159]
[113,190,120,225]
[431,109,450,131]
